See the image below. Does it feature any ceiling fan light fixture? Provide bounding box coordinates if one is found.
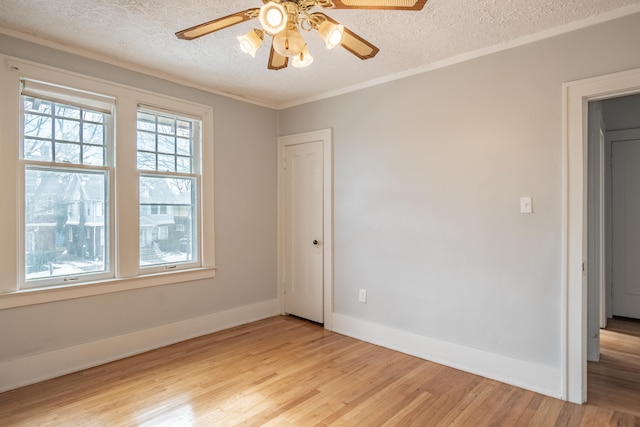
[292,45,314,67]
[259,1,287,35]
[175,0,397,71]
[237,29,264,57]
[317,20,344,49]
[272,27,306,57]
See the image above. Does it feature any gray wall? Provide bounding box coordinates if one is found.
[603,93,640,131]
[278,12,640,368]
[0,34,278,361]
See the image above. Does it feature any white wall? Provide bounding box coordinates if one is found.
[0,34,279,390]
[278,12,640,397]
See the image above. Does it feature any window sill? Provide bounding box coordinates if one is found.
[0,267,217,309]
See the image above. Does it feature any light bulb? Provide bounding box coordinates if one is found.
[237,29,264,57]
[259,2,287,35]
[292,45,313,67]
[272,28,305,57]
[318,20,344,49]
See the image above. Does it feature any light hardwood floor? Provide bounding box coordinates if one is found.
[1,315,639,426]
[587,317,640,420]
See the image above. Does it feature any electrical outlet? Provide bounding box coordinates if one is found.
[358,289,367,303]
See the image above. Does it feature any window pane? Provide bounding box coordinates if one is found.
[25,167,109,281]
[137,111,156,130]
[176,120,191,138]
[24,98,52,114]
[24,139,53,162]
[55,105,81,119]
[137,130,156,152]
[176,156,191,173]
[157,134,175,154]
[176,138,191,156]
[137,152,156,170]
[55,118,81,142]
[157,154,176,172]
[139,175,196,267]
[24,114,52,139]
[55,142,81,164]
[83,111,104,123]
[157,116,175,135]
[83,145,105,166]
[83,123,105,145]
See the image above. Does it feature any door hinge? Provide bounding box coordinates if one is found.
[582,262,586,273]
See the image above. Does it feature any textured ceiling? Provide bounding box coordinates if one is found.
[1,0,639,108]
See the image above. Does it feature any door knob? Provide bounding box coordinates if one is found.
[313,240,319,245]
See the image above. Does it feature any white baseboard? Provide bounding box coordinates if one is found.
[332,313,562,399]
[0,299,279,393]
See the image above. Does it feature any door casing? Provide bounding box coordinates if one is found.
[277,129,333,330]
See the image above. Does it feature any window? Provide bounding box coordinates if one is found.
[137,109,198,269]
[21,83,112,288]
[0,59,215,307]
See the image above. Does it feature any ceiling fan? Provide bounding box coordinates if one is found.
[176,0,428,70]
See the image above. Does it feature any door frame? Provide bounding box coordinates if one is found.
[563,67,640,403]
[277,128,334,330]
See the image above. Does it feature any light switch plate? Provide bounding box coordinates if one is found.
[520,197,533,214]
[358,289,367,303]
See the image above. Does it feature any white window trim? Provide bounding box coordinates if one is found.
[0,56,216,309]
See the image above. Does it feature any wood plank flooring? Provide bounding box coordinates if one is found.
[0,315,639,426]
[587,317,640,419]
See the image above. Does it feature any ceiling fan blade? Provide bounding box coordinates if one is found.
[176,9,259,40]
[317,14,379,60]
[268,44,289,70]
[340,25,380,59]
[331,0,427,10]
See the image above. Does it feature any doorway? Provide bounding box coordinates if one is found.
[609,130,640,319]
[587,99,640,348]
[564,67,640,403]
[585,96,640,410]
[277,129,334,329]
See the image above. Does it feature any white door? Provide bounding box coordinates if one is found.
[611,138,640,319]
[284,140,324,323]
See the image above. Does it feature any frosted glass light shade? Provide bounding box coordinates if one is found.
[272,28,305,57]
[292,45,313,67]
[237,29,264,57]
[259,2,287,35]
[318,20,344,49]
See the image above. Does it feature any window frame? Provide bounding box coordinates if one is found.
[0,57,216,309]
